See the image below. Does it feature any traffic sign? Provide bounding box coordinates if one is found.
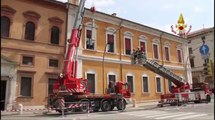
[199,44,209,55]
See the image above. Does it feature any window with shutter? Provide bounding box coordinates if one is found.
[153,44,158,59]
[107,34,114,52]
[125,38,131,55]
[165,46,170,61]
[140,41,145,53]
[177,50,182,63]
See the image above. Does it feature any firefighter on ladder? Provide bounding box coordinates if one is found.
[132,48,141,64]
[132,47,147,64]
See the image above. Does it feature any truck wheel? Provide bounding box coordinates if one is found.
[206,95,211,103]
[81,102,88,112]
[116,100,126,110]
[101,101,111,111]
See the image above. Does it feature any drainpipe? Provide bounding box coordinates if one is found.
[102,20,123,94]
[159,32,166,94]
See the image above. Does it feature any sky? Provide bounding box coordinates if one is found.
[57,0,214,34]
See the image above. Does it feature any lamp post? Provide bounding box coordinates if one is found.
[102,24,123,94]
[102,43,110,94]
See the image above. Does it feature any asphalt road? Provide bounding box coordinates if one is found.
[1,99,214,120]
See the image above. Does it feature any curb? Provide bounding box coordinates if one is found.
[1,102,159,116]
[1,108,48,112]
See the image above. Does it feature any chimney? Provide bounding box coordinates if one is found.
[68,0,80,5]
[112,13,117,16]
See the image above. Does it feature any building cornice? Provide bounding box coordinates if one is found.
[79,55,185,70]
[187,27,214,39]
[68,4,186,44]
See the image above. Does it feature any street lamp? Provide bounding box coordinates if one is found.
[102,43,110,94]
[102,25,123,94]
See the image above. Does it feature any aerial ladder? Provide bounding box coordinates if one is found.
[131,50,212,107]
[48,0,131,113]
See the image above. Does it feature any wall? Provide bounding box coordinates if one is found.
[1,0,66,107]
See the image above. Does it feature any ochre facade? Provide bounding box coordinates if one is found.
[1,0,66,107]
[71,5,188,101]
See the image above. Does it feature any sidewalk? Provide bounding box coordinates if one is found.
[1,100,158,116]
[126,100,158,110]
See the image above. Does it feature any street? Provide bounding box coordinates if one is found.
[1,99,214,120]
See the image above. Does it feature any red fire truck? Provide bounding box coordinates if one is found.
[132,50,212,107]
[47,0,131,113]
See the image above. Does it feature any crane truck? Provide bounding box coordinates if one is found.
[132,50,212,107]
[47,0,131,113]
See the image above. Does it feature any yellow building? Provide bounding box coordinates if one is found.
[67,3,190,102]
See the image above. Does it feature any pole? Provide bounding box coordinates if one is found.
[102,43,109,94]
[102,22,123,94]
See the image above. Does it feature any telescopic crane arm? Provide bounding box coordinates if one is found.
[63,0,86,80]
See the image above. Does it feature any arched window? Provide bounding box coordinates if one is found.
[106,27,116,53]
[124,31,133,55]
[1,16,10,38]
[85,22,97,50]
[25,21,35,40]
[50,26,59,44]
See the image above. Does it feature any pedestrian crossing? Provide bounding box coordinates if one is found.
[119,110,210,120]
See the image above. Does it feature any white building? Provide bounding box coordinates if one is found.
[187,27,214,88]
